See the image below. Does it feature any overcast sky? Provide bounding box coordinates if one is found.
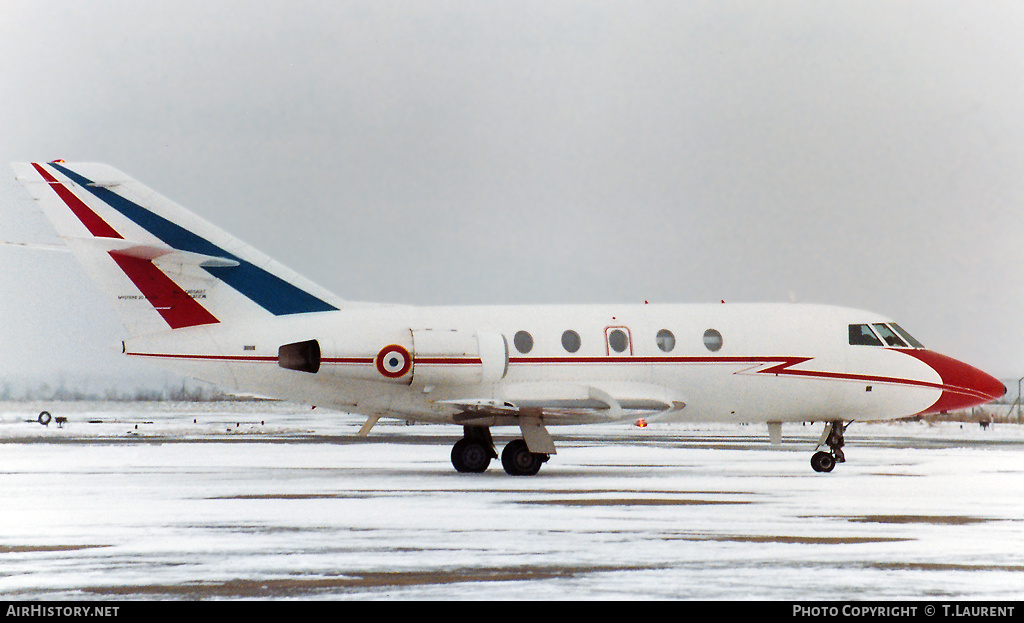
[1,0,1022,389]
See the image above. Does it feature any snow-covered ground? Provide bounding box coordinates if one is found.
[1,401,1022,600]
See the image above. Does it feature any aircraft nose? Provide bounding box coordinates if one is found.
[905,350,1006,415]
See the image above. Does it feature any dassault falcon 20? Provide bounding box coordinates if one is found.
[10,162,1006,475]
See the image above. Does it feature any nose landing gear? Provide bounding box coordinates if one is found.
[811,420,848,473]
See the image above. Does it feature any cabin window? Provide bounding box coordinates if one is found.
[872,323,908,347]
[561,330,581,353]
[849,324,883,346]
[608,328,629,353]
[513,330,534,354]
[703,329,723,352]
[656,329,676,352]
[890,323,925,348]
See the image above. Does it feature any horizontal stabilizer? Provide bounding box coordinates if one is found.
[0,238,239,268]
[94,239,241,268]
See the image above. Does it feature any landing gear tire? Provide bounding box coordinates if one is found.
[501,439,548,476]
[451,438,492,473]
[810,420,849,473]
[810,451,836,473]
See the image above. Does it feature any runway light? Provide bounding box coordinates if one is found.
[635,418,647,428]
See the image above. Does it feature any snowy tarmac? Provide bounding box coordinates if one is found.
[1,401,1022,600]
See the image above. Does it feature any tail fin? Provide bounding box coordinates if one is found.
[11,162,345,337]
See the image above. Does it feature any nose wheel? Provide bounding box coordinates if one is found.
[810,450,836,473]
[811,420,848,473]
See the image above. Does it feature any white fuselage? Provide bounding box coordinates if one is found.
[123,302,981,427]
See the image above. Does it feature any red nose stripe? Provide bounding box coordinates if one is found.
[899,350,1006,415]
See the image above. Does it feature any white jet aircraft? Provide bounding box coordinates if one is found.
[10,162,1006,475]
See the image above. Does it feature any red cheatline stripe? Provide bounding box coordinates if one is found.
[119,352,939,392]
[121,351,996,408]
[31,163,122,238]
[415,358,483,365]
[509,354,955,392]
[33,162,219,330]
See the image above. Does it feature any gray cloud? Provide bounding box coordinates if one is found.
[1,0,1021,382]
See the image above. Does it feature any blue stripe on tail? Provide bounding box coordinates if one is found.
[50,163,338,316]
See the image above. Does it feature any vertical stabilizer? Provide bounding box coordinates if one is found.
[11,162,345,337]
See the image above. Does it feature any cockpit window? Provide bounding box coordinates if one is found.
[872,323,908,347]
[850,323,925,348]
[849,324,883,346]
[890,323,925,348]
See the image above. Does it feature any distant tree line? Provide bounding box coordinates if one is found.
[1,380,236,402]
[917,406,1023,425]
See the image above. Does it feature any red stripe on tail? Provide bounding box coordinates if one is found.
[108,253,219,329]
[31,163,122,238]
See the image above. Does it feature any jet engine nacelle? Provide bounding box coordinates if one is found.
[411,329,508,386]
[279,328,508,387]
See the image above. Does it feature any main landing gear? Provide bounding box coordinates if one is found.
[810,420,848,473]
[450,426,550,476]
[451,426,497,473]
[500,439,549,476]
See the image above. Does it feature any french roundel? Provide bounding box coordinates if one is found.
[375,344,412,379]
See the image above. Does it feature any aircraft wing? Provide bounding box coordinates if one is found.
[439,381,687,425]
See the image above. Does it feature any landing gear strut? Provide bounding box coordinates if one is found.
[811,420,848,473]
